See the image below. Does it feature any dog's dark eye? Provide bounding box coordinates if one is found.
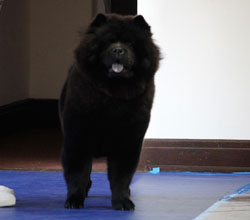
[108,38,118,44]
[125,42,133,48]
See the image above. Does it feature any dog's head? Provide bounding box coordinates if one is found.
[75,14,160,82]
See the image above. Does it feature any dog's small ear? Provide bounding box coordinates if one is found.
[133,15,150,30]
[90,13,107,27]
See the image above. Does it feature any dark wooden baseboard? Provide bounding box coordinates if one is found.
[139,139,250,172]
[1,99,250,172]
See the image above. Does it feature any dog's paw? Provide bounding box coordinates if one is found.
[64,198,84,209]
[112,198,135,211]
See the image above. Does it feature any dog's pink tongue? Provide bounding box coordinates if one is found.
[112,63,124,73]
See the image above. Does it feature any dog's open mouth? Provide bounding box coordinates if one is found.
[108,63,133,78]
[111,63,124,73]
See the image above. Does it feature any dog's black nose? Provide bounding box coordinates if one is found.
[112,47,125,55]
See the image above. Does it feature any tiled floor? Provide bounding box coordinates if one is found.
[194,183,250,220]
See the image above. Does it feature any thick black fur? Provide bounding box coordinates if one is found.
[59,13,160,211]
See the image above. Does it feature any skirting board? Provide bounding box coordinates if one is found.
[1,99,250,172]
[139,139,250,172]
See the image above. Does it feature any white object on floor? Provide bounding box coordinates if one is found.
[0,185,16,207]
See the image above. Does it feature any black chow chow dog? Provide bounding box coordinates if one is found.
[59,13,160,211]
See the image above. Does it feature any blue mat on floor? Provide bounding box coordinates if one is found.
[0,171,250,220]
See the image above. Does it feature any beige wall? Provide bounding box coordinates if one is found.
[0,0,92,105]
[29,0,92,99]
[0,0,29,106]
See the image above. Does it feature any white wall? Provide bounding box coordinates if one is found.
[139,0,250,140]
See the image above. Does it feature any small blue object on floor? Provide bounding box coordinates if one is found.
[149,167,160,174]
[0,171,250,220]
